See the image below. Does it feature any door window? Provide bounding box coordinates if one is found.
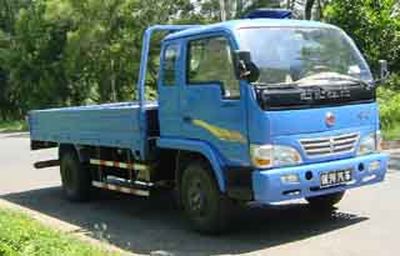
[162,44,179,86]
[187,36,240,98]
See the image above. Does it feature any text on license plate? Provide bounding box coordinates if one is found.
[320,169,352,187]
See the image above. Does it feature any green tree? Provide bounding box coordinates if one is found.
[198,0,280,21]
[0,1,70,117]
[0,0,198,117]
[324,0,400,76]
[48,0,196,103]
[0,0,33,119]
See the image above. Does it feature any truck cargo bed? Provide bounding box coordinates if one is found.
[28,101,159,153]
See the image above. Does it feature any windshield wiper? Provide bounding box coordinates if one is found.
[251,81,300,89]
[251,73,373,91]
[294,72,373,90]
[251,81,334,92]
[332,77,373,90]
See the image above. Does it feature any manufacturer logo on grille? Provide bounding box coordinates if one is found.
[325,112,336,127]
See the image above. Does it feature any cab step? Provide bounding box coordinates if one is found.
[89,158,151,181]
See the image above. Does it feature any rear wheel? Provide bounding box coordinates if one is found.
[306,191,345,210]
[60,149,92,202]
[181,161,231,234]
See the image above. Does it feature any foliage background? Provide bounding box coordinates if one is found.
[0,0,399,131]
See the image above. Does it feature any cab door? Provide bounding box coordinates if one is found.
[180,33,250,166]
[158,42,182,137]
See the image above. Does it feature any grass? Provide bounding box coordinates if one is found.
[0,207,119,256]
[0,120,27,133]
[382,122,400,141]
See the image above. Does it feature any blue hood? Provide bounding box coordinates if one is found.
[267,103,378,137]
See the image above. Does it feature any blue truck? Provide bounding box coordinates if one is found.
[29,10,390,233]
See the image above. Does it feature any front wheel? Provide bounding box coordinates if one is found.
[181,161,231,234]
[306,191,345,210]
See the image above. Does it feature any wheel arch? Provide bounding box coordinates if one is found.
[157,138,226,192]
[58,144,90,163]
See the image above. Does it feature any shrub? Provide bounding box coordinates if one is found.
[378,74,400,130]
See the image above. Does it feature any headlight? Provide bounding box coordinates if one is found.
[250,144,302,169]
[357,132,382,155]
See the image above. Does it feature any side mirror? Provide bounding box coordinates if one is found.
[234,51,260,83]
[378,59,390,83]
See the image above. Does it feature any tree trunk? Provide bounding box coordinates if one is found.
[305,0,315,20]
[236,0,243,17]
[286,0,292,10]
[219,0,226,21]
[316,0,323,20]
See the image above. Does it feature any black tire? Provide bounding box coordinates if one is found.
[181,161,231,234]
[60,149,92,202]
[306,191,345,210]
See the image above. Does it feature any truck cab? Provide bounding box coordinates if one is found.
[156,17,388,231]
[157,18,387,196]
[29,12,389,234]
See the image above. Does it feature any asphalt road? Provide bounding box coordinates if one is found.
[1,132,400,256]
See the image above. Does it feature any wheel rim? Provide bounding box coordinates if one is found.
[187,178,207,216]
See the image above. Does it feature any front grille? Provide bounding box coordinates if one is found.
[300,133,359,157]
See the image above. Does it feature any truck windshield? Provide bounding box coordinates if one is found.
[237,27,375,110]
[237,27,373,84]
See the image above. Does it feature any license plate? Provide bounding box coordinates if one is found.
[320,169,352,188]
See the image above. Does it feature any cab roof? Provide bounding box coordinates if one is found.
[164,18,339,41]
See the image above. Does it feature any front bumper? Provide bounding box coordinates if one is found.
[252,153,389,204]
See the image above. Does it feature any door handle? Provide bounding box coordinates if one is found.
[183,116,192,123]
[221,101,237,107]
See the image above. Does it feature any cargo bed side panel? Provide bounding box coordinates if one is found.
[29,102,157,154]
